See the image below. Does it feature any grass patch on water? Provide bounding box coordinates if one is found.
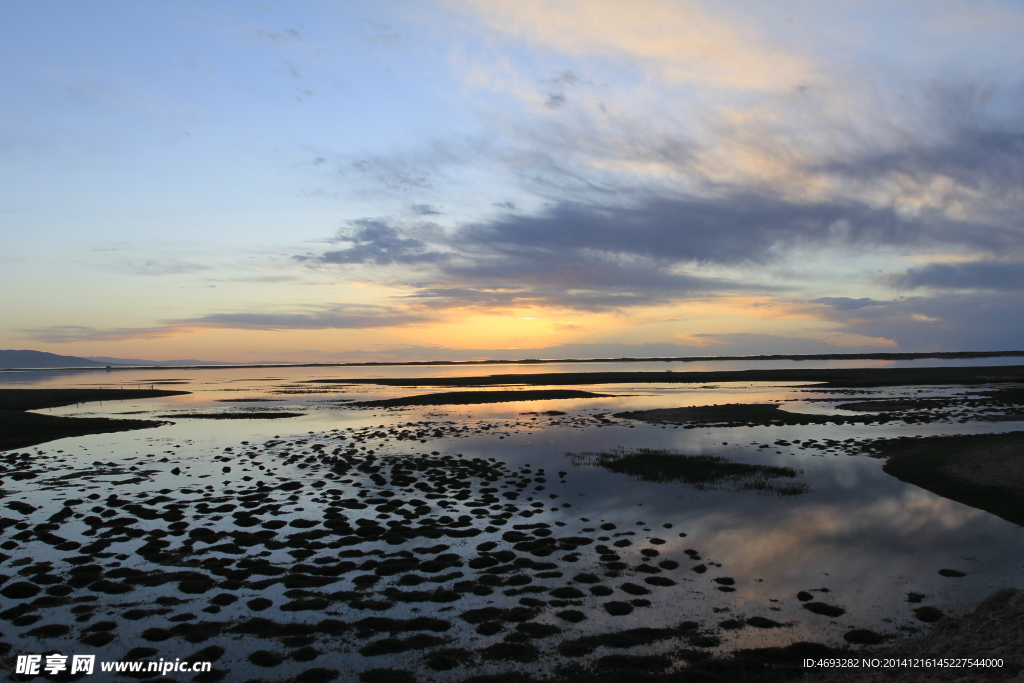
[567,447,809,495]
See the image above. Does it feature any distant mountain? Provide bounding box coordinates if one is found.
[85,356,230,367]
[0,350,239,369]
[0,349,113,369]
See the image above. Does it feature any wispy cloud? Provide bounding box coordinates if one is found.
[254,27,304,43]
[294,219,446,267]
[22,325,183,343]
[811,297,889,311]
[120,260,211,276]
[885,261,1024,291]
[179,305,431,331]
[22,304,432,343]
[455,0,814,91]
[809,293,1024,351]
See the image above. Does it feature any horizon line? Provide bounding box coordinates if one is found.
[4,349,1024,373]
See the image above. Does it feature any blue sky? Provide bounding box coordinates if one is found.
[3,1,1024,361]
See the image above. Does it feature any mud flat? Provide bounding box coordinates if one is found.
[612,403,882,427]
[156,412,304,420]
[0,430,849,683]
[866,431,1024,527]
[0,389,189,450]
[349,389,612,408]
[807,588,1024,682]
[0,389,190,412]
[305,365,1024,389]
[2,376,1021,681]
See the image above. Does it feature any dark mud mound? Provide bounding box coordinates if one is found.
[568,447,809,495]
[836,398,956,412]
[0,388,188,449]
[157,412,303,420]
[350,389,611,408]
[215,398,285,402]
[0,388,189,412]
[612,403,878,427]
[836,388,1024,424]
[0,409,169,450]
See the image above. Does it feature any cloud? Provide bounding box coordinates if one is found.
[295,189,973,312]
[540,70,592,88]
[296,78,1024,321]
[364,32,406,48]
[455,0,813,91]
[294,219,445,266]
[118,260,210,276]
[254,27,304,43]
[456,195,936,265]
[179,305,431,331]
[885,261,1024,291]
[283,14,1024,353]
[430,251,746,312]
[819,96,1024,201]
[401,282,721,313]
[811,297,888,310]
[544,93,567,109]
[21,325,182,343]
[809,293,1024,352]
[296,203,781,311]
[294,82,1024,324]
[348,157,432,192]
[410,203,442,216]
[23,305,433,343]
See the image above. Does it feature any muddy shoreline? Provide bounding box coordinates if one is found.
[0,389,189,450]
[869,431,1024,527]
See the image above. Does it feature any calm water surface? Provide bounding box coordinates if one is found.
[2,360,1022,680]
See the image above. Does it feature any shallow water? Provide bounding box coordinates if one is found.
[2,362,1022,681]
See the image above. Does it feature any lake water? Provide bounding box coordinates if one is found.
[2,360,1022,681]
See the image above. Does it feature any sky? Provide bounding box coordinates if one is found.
[3,0,1024,363]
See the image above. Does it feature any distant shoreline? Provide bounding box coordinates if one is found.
[310,364,1024,388]
[3,349,1024,373]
